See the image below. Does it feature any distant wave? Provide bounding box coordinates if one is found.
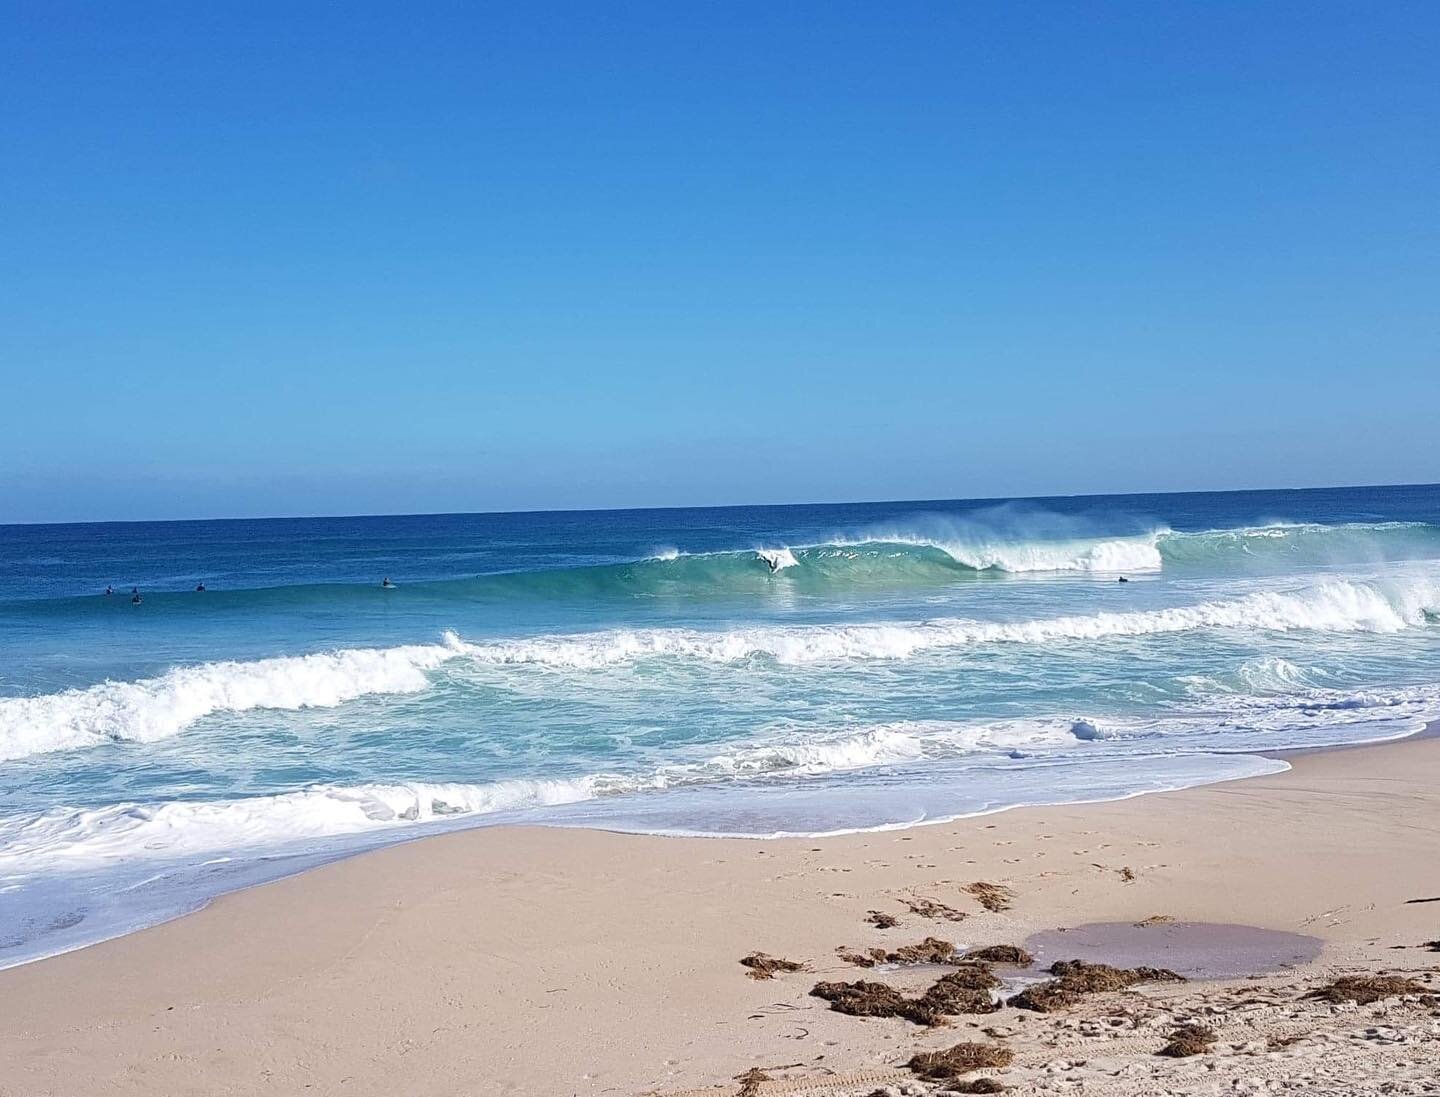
[6,521,1439,612]
[4,573,1437,762]
[1158,521,1440,568]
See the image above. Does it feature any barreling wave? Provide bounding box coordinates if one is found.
[4,574,1437,763]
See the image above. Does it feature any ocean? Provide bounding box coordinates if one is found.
[2,484,1439,967]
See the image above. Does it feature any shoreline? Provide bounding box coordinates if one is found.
[3,730,1439,1095]
[3,720,1433,975]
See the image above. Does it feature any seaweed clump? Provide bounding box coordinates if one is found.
[1306,974,1428,1005]
[811,965,1001,1026]
[964,945,1033,966]
[923,969,1002,1015]
[887,936,963,964]
[739,953,807,980]
[1157,1023,1217,1057]
[1008,959,1184,1013]
[866,910,900,928]
[964,882,1016,912]
[900,895,969,922]
[838,936,987,967]
[836,946,890,968]
[811,980,941,1025]
[907,1041,1014,1080]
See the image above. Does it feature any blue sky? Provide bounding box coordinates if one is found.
[3,2,1437,522]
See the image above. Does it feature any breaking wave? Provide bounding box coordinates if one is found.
[4,574,1437,763]
[455,573,1439,668]
[0,638,467,762]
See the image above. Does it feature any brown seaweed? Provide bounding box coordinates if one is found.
[900,896,969,922]
[963,945,1033,965]
[1306,974,1427,1004]
[739,952,807,980]
[1157,1023,1217,1057]
[1008,959,1185,1012]
[907,1041,1014,1080]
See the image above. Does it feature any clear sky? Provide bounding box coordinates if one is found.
[2,2,1437,522]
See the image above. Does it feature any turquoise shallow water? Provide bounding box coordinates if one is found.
[2,485,1439,965]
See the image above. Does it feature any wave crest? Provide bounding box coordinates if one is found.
[0,638,465,762]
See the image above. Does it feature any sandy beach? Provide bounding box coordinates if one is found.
[2,735,1438,1097]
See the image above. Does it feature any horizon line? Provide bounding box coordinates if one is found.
[3,479,1437,530]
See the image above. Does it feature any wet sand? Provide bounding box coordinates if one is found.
[1,734,1438,1096]
[1022,920,1323,979]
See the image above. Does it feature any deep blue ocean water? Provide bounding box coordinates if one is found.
[3,484,1439,966]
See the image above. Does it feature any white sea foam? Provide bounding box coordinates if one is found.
[640,721,1079,786]
[931,533,1163,573]
[453,574,1440,668]
[0,721,1227,872]
[756,546,800,571]
[6,685,1435,878]
[0,638,466,762]
[0,776,603,869]
[825,530,1164,573]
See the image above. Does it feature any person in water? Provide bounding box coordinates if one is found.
[1117,576,1129,583]
[195,582,206,592]
[131,590,142,604]
[104,585,113,596]
[381,577,394,588]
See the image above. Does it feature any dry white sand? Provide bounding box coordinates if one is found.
[1,736,1437,1097]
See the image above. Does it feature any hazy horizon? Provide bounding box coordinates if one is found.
[5,478,1438,528]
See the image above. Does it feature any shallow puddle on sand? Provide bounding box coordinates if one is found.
[1023,921,1322,979]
